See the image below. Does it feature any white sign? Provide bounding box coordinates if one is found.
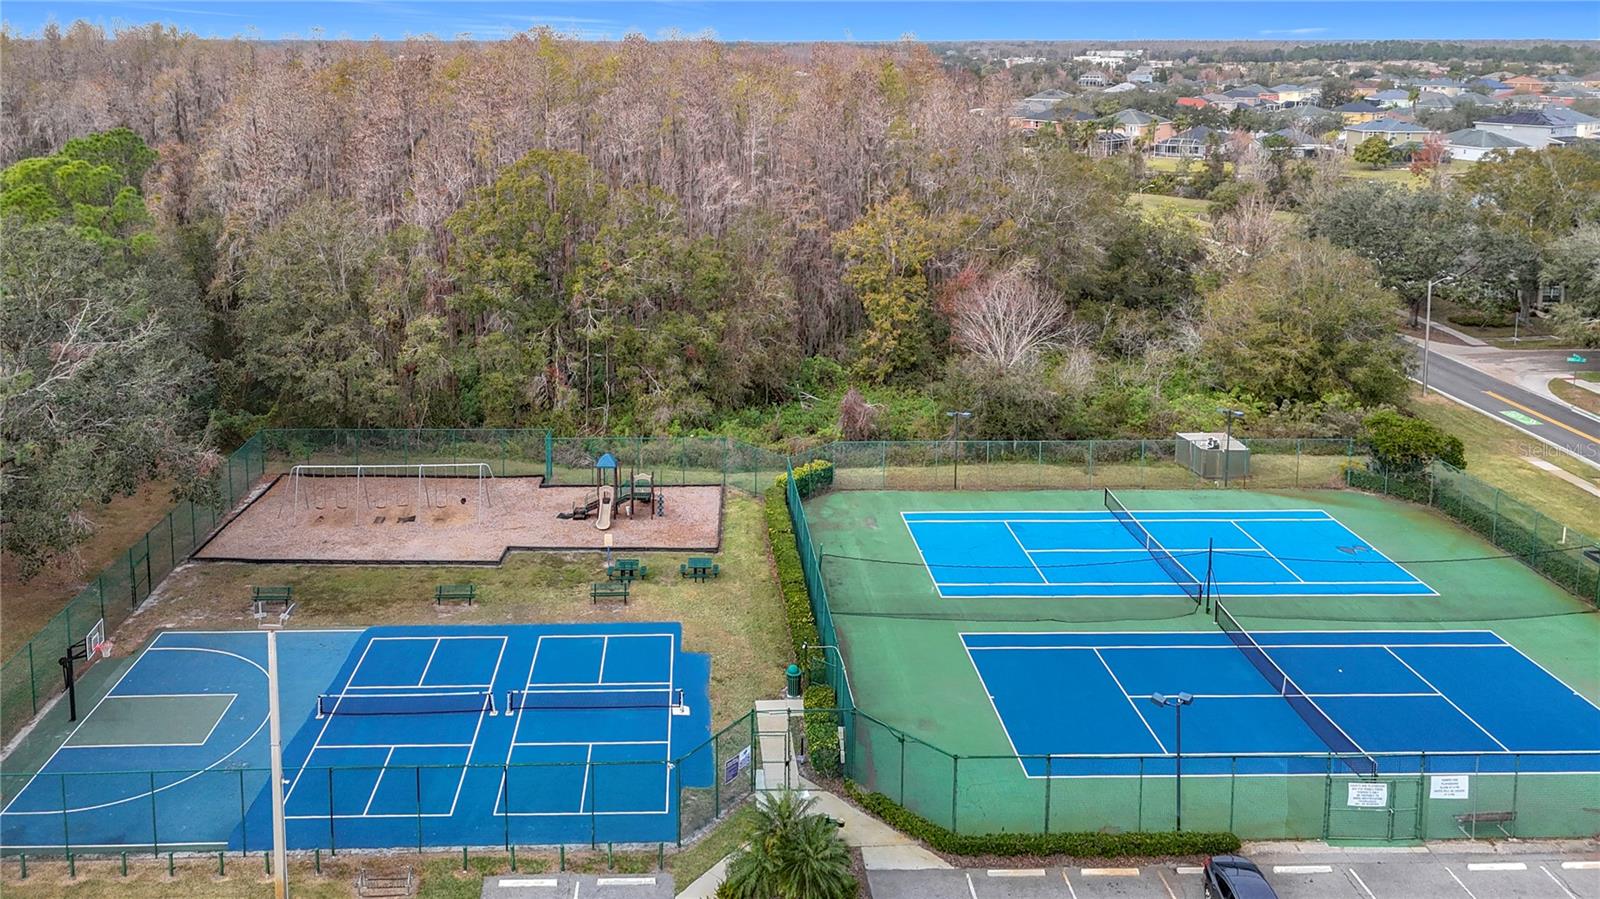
[1430,774,1470,800]
[1347,782,1389,808]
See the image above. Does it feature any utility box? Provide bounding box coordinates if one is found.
[1176,432,1250,481]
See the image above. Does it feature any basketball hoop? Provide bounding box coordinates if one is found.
[94,640,113,659]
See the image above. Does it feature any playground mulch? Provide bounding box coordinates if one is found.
[192,475,723,563]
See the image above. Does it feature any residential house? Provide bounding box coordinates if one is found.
[1078,70,1110,88]
[1269,84,1317,105]
[1074,49,1143,67]
[1011,105,1098,135]
[1444,128,1529,161]
[1580,72,1600,89]
[1545,74,1582,87]
[1415,77,1464,97]
[1261,128,1332,157]
[1503,74,1546,93]
[1333,100,1385,124]
[1128,65,1156,84]
[1371,89,1414,109]
[1010,89,1072,117]
[1153,125,1226,158]
[1176,95,1211,110]
[1102,82,1139,94]
[1543,87,1598,105]
[1412,91,1457,112]
[1472,110,1578,149]
[1108,108,1174,143]
[1541,106,1600,139]
[1342,117,1435,150]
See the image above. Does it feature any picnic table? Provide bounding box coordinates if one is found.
[591,581,630,604]
[606,559,647,582]
[679,557,719,582]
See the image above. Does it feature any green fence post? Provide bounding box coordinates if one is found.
[67,851,75,879]
[167,851,174,877]
[97,575,106,623]
[950,755,959,834]
[238,768,248,854]
[128,549,138,606]
[19,853,26,879]
[150,771,160,856]
[122,851,128,876]
[27,642,37,713]
[544,430,554,481]
[416,766,424,852]
[1043,755,1052,834]
[59,775,70,860]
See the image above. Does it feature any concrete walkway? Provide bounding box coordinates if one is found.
[677,705,948,896]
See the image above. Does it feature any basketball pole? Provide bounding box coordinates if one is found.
[266,626,290,898]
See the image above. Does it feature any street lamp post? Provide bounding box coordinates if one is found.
[1421,276,1449,395]
[1150,692,1195,831]
[946,411,972,490]
[1217,408,1245,487]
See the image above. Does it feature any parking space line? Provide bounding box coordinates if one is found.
[1542,866,1580,899]
[1081,867,1140,876]
[1466,862,1526,871]
[1443,866,1477,899]
[1274,865,1334,874]
[1347,867,1379,899]
[1562,861,1600,870]
[987,869,1046,876]
[1061,869,1078,899]
[1156,868,1179,899]
[965,872,979,899]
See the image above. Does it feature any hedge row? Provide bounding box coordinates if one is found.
[843,783,1241,858]
[774,458,834,498]
[803,684,842,778]
[764,483,821,676]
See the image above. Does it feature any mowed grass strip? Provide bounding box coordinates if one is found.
[130,493,789,727]
[1412,391,1600,525]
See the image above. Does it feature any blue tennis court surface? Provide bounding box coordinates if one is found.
[906,509,1435,598]
[1,624,711,852]
[962,630,1600,777]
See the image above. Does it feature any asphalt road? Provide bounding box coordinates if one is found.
[866,852,1600,899]
[1416,347,1600,470]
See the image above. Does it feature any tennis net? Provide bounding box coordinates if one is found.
[508,687,684,711]
[316,690,496,718]
[1103,488,1204,603]
[1215,602,1378,776]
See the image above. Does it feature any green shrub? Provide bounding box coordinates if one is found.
[1446,310,1514,328]
[764,484,820,673]
[843,783,1240,857]
[803,684,842,777]
[773,459,834,498]
[1363,409,1466,472]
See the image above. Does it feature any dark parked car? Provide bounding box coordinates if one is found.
[1203,855,1280,899]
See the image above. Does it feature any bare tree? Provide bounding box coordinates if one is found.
[949,258,1069,370]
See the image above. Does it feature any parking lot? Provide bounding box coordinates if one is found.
[865,848,1600,898]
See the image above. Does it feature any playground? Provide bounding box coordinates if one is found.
[194,473,723,564]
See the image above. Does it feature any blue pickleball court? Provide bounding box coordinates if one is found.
[905,507,1435,599]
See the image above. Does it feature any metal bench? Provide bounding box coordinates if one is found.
[591,581,630,605]
[1454,810,1515,837]
[251,585,292,613]
[606,559,647,582]
[435,583,476,605]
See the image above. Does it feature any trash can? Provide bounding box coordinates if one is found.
[785,663,803,698]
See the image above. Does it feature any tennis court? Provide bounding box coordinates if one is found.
[962,629,1600,777]
[0,624,711,852]
[905,492,1435,599]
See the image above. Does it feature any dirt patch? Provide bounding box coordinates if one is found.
[194,475,722,564]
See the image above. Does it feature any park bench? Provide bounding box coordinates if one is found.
[680,557,719,581]
[606,559,647,582]
[1454,810,1515,837]
[435,583,477,605]
[591,581,630,605]
[251,585,293,614]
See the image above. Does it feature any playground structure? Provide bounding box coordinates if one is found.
[557,453,663,529]
[287,463,494,518]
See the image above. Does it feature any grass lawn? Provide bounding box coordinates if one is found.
[134,492,788,728]
[1411,391,1600,526]
[1,480,178,658]
[1143,156,1234,174]
[1127,192,1211,222]
[1551,378,1600,416]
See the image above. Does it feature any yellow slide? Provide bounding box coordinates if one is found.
[595,484,615,530]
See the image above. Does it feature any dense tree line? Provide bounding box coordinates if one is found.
[2,23,1594,571]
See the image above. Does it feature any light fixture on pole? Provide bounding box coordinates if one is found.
[1420,274,1455,396]
[945,411,972,490]
[1217,408,1245,487]
[1149,692,1195,832]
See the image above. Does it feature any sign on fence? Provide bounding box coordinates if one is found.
[725,745,752,784]
[1429,775,1470,800]
[1347,782,1389,808]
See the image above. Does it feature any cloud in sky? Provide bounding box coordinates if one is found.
[1259,26,1331,35]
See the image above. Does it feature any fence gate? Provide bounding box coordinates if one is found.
[1325,775,1423,841]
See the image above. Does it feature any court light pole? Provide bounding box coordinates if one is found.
[264,625,289,899]
[945,411,972,490]
[1150,692,1194,831]
[1217,408,1244,487]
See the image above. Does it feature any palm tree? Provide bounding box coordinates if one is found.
[720,791,856,899]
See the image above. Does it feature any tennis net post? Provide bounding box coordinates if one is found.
[1103,488,1206,604]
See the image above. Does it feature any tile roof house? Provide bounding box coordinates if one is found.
[1108,108,1174,141]
[1342,117,1435,149]
[1503,74,1546,93]
[1333,100,1385,124]
[1445,128,1529,161]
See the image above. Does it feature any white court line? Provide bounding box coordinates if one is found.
[578,744,595,813]
[320,742,474,749]
[3,640,270,817]
[515,740,670,748]
[1314,508,1439,595]
[1095,648,1169,755]
[362,747,397,816]
[418,638,443,685]
[1003,521,1049,584]
[1028,547,1258,553]
[960,639,1044,780]
[1384,648,1511,752]
[1230,521,1305,583]
[936,579,1433,587]
[598,636,611,684]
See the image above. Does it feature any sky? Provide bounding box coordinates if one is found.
[3,1,1598,43]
